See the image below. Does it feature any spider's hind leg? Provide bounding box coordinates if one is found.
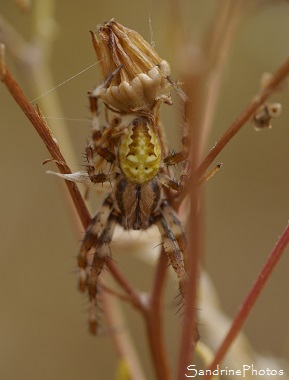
[155,201,187,298]
[78,194,119,334]
[156,200,199,342]
[160,200,188,269]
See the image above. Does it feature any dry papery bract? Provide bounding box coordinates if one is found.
[90,19,172,113]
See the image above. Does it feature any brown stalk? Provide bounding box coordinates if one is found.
[145,251,171,380]
[198,0,244,156]
[197,55,289,179]
[101,289,147,380]
[176,54,203,380]
[203,221,289,379]
[0,60,90,226]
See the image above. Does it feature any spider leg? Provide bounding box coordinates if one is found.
[160,200,188,268]
[87,64,123,144]
[157,200,199,342]
[155,205,187,298]
[87,211,118,334]
[163,120,190,166]
[78,195,114,292]
[161,120,191,191]
[85,143,117,185]
[78,194,119,334]
[158,168,189,192]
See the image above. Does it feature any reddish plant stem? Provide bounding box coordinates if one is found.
[107,257,144,310]
[197,55,289,179]
[177,66,203,379]
[204,221,289,379]
[145,251,171,380]
[177,185,200,379]
[1,66,90,226]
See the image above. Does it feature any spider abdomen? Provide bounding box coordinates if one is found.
[118,117,161,184]
[115,178,161,230]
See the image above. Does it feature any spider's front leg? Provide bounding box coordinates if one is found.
[88,64,123,144]
[161,118,191,192]
[85,143,117,185]
[78,194,119,334]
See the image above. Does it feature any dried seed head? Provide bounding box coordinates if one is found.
[253,103,282,131]
[91,19,172,112]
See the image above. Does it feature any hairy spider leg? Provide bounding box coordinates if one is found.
[78,194,120,334]
[87,211,119,334]
[158,200,200,342]
[155,205,187,298]
[160,200,188,268]
[161,119,191,192]
[163,118,190,166]
[88,64,123,144]
[78,195,114,293]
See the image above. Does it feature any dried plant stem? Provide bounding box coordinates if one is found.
[204,221,289,379]
[199,0,244,155]
[101,288,146,380]
[0,61,89,224]
[197,55,289,178]
[145,251,171,380]
[177,67,203,380]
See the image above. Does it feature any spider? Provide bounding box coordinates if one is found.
[77,92,191,334]
[52,20,193,334]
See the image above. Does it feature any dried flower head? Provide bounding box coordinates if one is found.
[90,19,172,113]
[253,103,282,131]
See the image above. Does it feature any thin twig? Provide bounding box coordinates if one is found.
[198,0,244,156]
[203,221,289,379]
[197,54,289,179]
[145,251,171,380]
[101,288,147,380]
[1,60,89,225]
[176,56,203,380]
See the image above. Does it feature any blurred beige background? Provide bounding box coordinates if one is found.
[1,1,289,379]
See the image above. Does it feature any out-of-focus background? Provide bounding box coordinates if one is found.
[1,1,289,379]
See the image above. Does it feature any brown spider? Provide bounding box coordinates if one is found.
[79,102,190,334]
[52,20,192,334]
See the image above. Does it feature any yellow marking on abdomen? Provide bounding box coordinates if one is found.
[119,118,161,184]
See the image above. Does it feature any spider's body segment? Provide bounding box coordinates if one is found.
[118,118,162,184]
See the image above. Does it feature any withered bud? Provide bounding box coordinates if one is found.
[253,103,282,131]
[91,19,172,112]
